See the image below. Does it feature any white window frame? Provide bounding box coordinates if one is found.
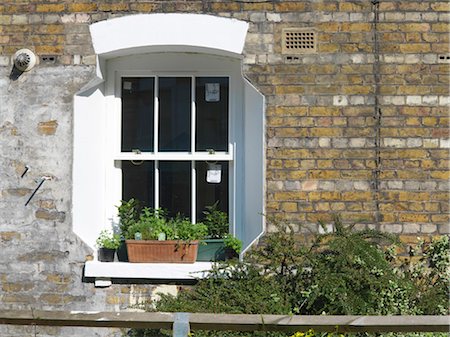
[74,15,265,275]
[110,72,235,225]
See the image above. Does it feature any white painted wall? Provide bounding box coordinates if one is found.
[73,84,107,249]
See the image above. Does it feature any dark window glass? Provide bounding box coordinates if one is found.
[195,77,228,152]
[159,77,191,152]
[159,161,191,218]
[122,161,155,208]
[196,161,228,222]
[121,78,154,152]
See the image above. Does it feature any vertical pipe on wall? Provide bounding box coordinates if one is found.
[371,0,382,227]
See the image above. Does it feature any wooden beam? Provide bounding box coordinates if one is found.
[0,310,448,333]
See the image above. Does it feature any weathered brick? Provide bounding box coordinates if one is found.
[130,3,157,12]
[67,3,98,12]
[341,23,371,32]
[399,23,430,32]
[0,231,21,242]
[37,120,58,135]
[430,170,450,179]
[98,3,129,12]
[36,4,65,13]
[399,213,429,223]
[311,2,337,11]
[275,2,307,12]
[281,202,298,212]
[431,3,450,11]
[35,209,66,222]
[309,170,340,179]
[211,2,240,11]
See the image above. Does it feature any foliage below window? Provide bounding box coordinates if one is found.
[129,217,449,337]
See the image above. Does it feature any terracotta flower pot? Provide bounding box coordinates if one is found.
[125,240,199,263]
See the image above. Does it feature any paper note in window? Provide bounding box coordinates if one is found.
[123,81,132,90]
[205,83,220,102]
[206,163,221,183]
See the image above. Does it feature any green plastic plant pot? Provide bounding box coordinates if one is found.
[197,239,227,261]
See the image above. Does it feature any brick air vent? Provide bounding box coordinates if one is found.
[438,54,450,63]
[282,28,317,54]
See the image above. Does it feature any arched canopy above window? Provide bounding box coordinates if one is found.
[89,14,249,80]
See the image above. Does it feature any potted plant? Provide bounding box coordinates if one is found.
[96,229,121,262]
[116,198,141,261]
[121,204,208,263]
[196,203,242,261]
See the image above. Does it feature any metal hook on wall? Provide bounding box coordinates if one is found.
[25,176,51,206]
[20,165,29,178]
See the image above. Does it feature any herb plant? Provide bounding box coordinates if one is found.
[95,229,121,249]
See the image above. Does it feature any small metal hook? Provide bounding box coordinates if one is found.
[20,165,29,178]
[25,176,51,206]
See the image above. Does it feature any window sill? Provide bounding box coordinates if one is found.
[84,261,213,286]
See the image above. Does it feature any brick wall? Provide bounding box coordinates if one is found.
[0,1,449,336]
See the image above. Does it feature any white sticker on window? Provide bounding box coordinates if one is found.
[205,83,220,102]
[206,163,221,183]
[123,81,132,90]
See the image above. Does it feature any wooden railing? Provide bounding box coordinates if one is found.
[0,310,448,336]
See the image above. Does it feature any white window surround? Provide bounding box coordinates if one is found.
[73,14,265,278]
[90,13,250,80]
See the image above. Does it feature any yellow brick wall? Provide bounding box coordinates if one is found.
[0,0,448,235]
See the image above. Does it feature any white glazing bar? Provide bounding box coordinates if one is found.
[155,160,159,210]
[191,161,196,224]
[154,76,159,154]
[154,77,160,210]
[113,152,232,161]
[191,77,196,223]
[191,76,196,154]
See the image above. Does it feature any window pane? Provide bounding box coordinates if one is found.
[122,161,154,208]
[159,161,191,218]
[159,77,191,152]
[196,161,228,222]
[196,77,228,152]
[121,78,154,152]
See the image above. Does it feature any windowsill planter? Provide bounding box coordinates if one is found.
[126,240,199,263]
[197,239,240,262]
[197,239,226,261]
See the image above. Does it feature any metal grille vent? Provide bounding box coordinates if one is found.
[13,49,36,72]
[282,28,316,54]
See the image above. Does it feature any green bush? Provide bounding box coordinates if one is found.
[397,235,449,315]
[130,217,449,337]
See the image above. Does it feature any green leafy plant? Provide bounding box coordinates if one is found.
[126,208,168,240]
[121,202,208,242]
[95,229,121,249]
[202,202,229,239]
[117,198,141,238]
[170,215,208,241]
[224,234,242,254]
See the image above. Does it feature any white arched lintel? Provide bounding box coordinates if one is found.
[90,13,249,60]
